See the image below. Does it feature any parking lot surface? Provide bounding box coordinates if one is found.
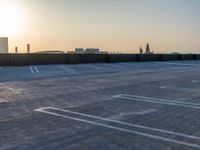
[1,61,200,150]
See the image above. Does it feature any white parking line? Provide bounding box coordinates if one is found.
[191,80,200,83]
[113,94,200,109]
[29,66,34,73]
[0,98,7,103]
[59,65,74,72]
[42,107,200,140]
[106,64,125,68]
[160,86,200,93]
[81,64,102,70]
[29,66,39,73]
[34,66,39,73]
[35,107,200,149]
[164,62,200,67]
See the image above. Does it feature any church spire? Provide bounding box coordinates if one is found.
[139,46,143,54]
[145,43,150,53]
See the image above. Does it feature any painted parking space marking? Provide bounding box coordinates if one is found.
[160,86,200,93]
[164,62,200,67]
[0,98,7,103]
[29,66,39,73]
[59,65,76,73]
[35,107,200,149]
[81,64,103,70]
[37,107,200,140]
[29,66,34,73]
[106,64,125,68]
[34,66,39,73]
[191,80,200,83]
[117,63,137,67]
[59,65,74,71]
[113,94,200,109]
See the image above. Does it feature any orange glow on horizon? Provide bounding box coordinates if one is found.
[1,0,199,54]
[0,1,25,38]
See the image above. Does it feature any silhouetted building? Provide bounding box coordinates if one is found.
[0,37,8,53]
[34,50,65,54]
[139,46,143,54]
[85,48,100,54]
[97,51,109,54]
[75,48,84,54]
[15,47,18,53]
[171,52,180,54]
[145,43,153,54]
[27,44,30,53]
[68,48,108,54]
[67,51,75,54]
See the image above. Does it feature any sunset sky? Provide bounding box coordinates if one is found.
[0,0,199,53]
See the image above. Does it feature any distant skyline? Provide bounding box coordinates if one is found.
[0,0,199,53]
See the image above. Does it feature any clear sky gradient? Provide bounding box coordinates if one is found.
[0,0,199,53]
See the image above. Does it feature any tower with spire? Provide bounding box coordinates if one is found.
[145,43,153,54]
[145,43,150,53]
[139,46,143,54]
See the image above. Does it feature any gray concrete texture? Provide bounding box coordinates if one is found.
[138,54,162,62]
[11,54,68,66]
[1,61,200,149]
[180,54,194,60]
[0,54,12,66]
[109,54,138,62]
[0,54,200,66]
[68,54,109,64]
[194,54,200,60]
[161,54,180,61]
[27,54,68,65]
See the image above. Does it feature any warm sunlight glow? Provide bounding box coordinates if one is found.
[0,1,24,37]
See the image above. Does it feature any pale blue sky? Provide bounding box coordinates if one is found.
[1,0,199,53]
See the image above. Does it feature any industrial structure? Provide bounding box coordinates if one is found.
[145,43,153,54]
[75,48,84,54]
[139,43,154,54]
[15,47,18,53]
[139,46,143,54]
[68,48,108,54]
[0,37,8,53]
[34,50,65,54]
[27,44,30,53]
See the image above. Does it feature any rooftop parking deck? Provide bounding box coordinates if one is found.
[1,61,200,149]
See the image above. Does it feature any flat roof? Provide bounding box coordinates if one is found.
[1,61,200,149]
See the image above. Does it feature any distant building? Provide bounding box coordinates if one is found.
[68,48,108,54]
[67,51,75,54]
[15,47,18,53]
[0,37,8,53]
[145,43,153,54]
[27,44,30,53]
[85,48,100,54]
[97,51,109,54]
[34,50,65,54]
[75,48,84,54]
[139,46,143,54]
[171,52,180,54]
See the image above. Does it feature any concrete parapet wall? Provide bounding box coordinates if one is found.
[69,54,109,64]
[26,54,67,65]
[161,54,180,61]
[0,53,12,66]
[138,54,162,62]
[12,54,29,66]
[194,54,200,60]
[109,54,138,62]
[0,54,200,66]
[10,54,68,66]
[180,54,194,60]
